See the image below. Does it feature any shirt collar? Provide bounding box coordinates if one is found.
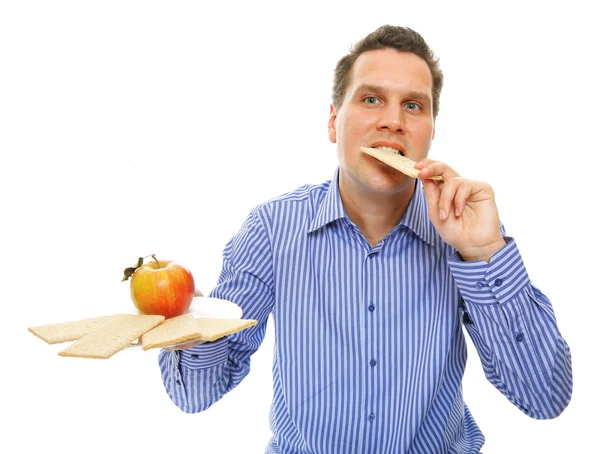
[308,168,347,233]
[308,168,438,248]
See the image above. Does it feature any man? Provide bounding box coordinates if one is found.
[158,25,572,453]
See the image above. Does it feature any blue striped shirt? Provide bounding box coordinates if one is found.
[159,169,572,453]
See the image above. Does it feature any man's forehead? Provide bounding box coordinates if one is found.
[349,48,433,95]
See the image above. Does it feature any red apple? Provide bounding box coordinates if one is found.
[127,257,195,319]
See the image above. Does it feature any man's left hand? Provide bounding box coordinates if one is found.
[416,159,506,262]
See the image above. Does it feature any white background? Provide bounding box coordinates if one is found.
[1,1,598,453]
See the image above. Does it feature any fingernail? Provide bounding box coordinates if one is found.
[455,208,460,216]
[439,209,446,219]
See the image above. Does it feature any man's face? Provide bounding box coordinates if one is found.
[329,48,435,195]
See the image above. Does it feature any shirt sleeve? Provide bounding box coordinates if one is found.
[158,208,275,413]
[447,237,573,419]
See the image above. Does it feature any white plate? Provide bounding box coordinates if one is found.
[188,297,243,319]
[127,297,242,350]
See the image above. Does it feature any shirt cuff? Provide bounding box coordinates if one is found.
[178,337,229,370]
[448,237,530,305]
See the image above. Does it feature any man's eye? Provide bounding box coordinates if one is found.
[405,102,421,111]
[363,96,381,105]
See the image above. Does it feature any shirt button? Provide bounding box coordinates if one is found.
[515,333,524,342]
[191,354,199,359]
[368,413,375,422]
[370,359,377,367]
[475,282,484,289]
[368,304,375,312]
[494,278,503,286]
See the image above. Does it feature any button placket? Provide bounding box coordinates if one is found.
[364,251,379,429]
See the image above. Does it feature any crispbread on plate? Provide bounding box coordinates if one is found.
[28,315,119,344]
[141,313,203,350]
[58,314,164,359]
[361,146,443,180]
[195,317,258,342]
[142,318,258,350]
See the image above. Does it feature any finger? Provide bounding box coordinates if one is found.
[453,181,472,216]
[417,161,460,180]
[414,158,437,170]
[438,178,462,220]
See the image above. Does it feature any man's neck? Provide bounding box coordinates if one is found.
[338,172,415,247]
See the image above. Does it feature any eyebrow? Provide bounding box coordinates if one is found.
[354,84,432,103]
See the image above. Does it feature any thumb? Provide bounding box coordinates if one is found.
[421,179,440,210]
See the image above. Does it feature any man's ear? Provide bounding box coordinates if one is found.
[328,105,337,143]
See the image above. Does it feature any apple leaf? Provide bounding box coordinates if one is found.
[121,256,145,282]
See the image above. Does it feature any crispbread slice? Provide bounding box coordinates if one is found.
[141,313,203,350]
[195,318,258,342]
[28,315,119,344]
[58,314,164,359]
[360,146,443,180]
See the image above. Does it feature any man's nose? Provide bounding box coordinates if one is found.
[377,104,405,133]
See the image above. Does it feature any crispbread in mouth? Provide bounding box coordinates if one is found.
[360,146,443,180]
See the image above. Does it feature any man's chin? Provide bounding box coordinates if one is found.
[340,165,416,196]
[359,174,416,195]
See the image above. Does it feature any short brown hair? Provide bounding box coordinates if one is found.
[332,25,444,118]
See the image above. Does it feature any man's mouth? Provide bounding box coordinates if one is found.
[368,143,406,156]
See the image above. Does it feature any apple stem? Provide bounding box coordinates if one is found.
[122,254,159,281]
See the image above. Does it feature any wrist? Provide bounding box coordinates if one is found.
[458,237,506,263]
